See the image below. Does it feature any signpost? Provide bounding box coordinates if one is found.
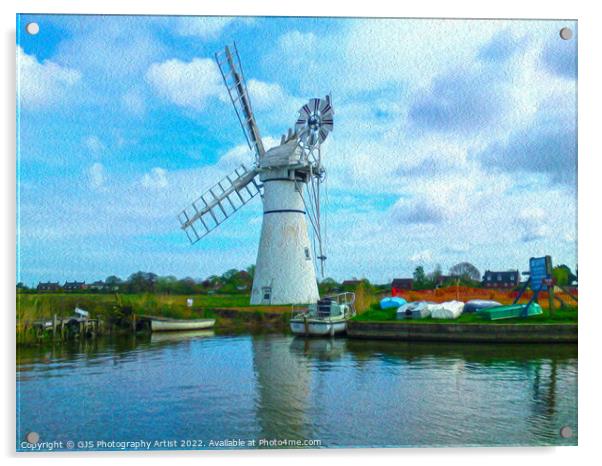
[529,256,552,292]
[513,255,554,316]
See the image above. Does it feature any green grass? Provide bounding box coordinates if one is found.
[354,303,578,324]
[15,293,257,334]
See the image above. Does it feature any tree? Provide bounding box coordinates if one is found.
[246,264,256,281]
[449,262,481,281]
[319,277,339,294]
[553,264,576,287]
[105,275,123,292]
[157,275,178,294]
[428,264,443,285]
[413,266,431,290]
[175,277,197,294]
[126,271,158,293]
[221,268,239,282]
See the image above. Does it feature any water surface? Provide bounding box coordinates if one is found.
[17,333,577,450]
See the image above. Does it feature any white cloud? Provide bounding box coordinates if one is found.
[145,58,224,110]
[247,79,288,109]
[87,163,106,189]
[410,250,433,263]
[17,46,81,109]
[142,167,169,189]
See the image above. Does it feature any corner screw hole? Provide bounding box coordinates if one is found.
[559,27,573,40]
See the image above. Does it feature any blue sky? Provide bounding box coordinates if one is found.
[16,15,577,285]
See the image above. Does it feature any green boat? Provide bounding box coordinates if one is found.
[479,303,543,321]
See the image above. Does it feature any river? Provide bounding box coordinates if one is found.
[16,332,577,450]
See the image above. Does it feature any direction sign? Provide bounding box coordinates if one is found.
[529,256,552,291]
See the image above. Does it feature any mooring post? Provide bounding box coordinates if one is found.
[52,314,57,339]
[548,285,555,317]
[132,314,136,333]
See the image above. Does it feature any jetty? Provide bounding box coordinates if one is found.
[28,314,103,341]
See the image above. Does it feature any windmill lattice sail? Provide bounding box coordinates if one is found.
[215,44,265,161]
[178,164,261,244]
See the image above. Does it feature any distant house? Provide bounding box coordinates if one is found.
[88,280,106,291]
[63,281,87,291]
[436,275,451,286]
[482,270,520,289]
[391,278,413,296]
[341,280,362,289]
[37,282,60,292]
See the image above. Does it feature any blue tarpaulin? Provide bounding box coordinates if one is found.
[380,296,407,309]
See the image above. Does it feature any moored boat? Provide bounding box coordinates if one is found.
[430,300,465,319]
[479,303,543,321]
[150,317,216,332]
[464,299,501,313]
[380,296,407,309]
[396,301,432,320]
[290,292,356,336]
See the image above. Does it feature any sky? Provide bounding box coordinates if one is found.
[16,15,577,285]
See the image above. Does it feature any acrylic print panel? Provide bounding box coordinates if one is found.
[16,14,578,451]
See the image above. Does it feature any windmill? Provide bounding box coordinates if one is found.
[177,43,333,305]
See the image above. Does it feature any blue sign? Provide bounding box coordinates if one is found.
[529,256,552,291]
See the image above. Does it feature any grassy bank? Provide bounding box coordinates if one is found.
[16,293,293,345]
[17,293,249,321]
[354,303,578,324]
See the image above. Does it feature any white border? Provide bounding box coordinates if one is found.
[3,1,600,465]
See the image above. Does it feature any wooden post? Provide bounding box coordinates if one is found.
[52,314,58,339]
[548,285,555,317]
[132,314,136,333]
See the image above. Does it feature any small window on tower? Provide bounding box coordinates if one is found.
[304,247,311,260]
[262,287,271,303]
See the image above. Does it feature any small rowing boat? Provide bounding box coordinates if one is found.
[150,317,216,332]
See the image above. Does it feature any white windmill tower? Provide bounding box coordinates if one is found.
[177,43,333,305]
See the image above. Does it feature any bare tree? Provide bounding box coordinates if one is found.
[449,262,481,281]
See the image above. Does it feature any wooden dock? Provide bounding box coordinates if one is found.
[28,314,103,341]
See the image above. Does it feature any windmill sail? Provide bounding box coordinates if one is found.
[215,44,265,161]
[178,164,261,244]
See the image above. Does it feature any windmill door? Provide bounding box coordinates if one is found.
[261,287,272,305]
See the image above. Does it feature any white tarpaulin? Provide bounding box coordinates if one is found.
[429,301,465,319]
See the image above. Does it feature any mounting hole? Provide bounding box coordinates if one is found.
[25,431,40,444]
[559,27,573,40]
[25,22,40,35]
[559,426,573,438]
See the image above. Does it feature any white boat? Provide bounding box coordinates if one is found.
[290,292,356,337]
[430,300,465,319]
[396,301,432,320]
[150,317,216,332]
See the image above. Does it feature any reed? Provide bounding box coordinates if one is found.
[354,282,378,314]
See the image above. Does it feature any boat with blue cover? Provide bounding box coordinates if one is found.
[380,296,407,309]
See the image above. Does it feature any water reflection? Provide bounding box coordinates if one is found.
[16,334,577,449]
